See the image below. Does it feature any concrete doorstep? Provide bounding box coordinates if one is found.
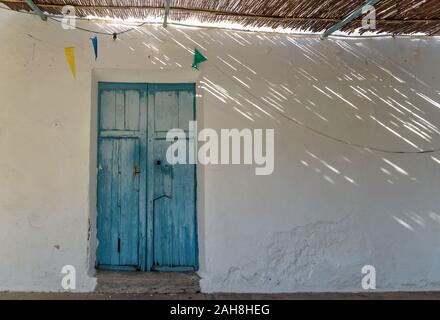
[95,270,201,294]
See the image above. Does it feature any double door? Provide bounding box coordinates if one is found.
[97,83,197,271]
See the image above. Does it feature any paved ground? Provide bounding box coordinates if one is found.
[2,271,439,299]
[1,291,440,300]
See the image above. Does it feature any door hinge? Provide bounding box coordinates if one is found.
[117,238,121,253]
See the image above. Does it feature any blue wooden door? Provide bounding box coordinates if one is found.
[147,84,198,271]
[97,83,148,270]
[97,83,197,272]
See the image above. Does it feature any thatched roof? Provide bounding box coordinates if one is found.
[2,0,440,35]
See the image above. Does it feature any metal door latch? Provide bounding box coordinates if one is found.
[133,165,141,176]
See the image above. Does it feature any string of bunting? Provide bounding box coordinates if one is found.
[10,10,209,79]
[61,36,207,78]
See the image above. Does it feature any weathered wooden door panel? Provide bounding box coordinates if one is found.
[97,84,147,270]
[97,139,120,266]
[152,140,197,269]
[148,84,198,271]
[97,138,140,267]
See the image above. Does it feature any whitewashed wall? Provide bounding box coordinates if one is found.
[1,9,440,292]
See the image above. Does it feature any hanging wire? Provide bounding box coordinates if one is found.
[47,16,147,36]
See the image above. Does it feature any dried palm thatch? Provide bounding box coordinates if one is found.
[1,0,440,35]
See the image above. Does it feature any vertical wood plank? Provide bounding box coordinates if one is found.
[125,90,140,131]
[138,86,148,271]
[115,90,125,130]
[100,90,116,130]
[178,90,195,131]
[119,139,140,266]
[110,139,121,265]
[97,138,114,265]
[146,88,155,271]
[154,91,179,132]
[152,141,173,266]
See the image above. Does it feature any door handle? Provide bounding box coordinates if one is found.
[155,160,173,175]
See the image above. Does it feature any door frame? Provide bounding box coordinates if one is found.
[96,82,198,272]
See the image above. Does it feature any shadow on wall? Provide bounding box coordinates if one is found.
[4,10,440,291]
[116,26,440,234]
[2,8,440,235]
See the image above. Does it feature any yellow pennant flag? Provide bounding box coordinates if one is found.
[64,47,76,79]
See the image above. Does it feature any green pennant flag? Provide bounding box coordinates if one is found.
[192,48,207,69]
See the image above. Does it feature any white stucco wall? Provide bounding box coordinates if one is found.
[1,9,440,292]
